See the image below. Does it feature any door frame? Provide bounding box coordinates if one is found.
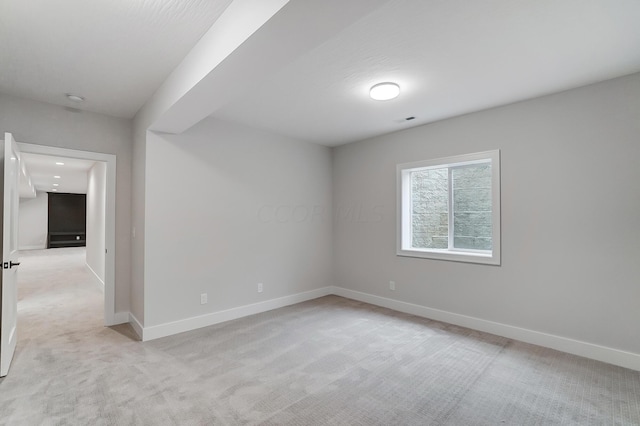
[18,143,117,326]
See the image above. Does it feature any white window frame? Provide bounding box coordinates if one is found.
[397,150,501,265]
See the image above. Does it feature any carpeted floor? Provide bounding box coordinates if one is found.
[1,248,639,425]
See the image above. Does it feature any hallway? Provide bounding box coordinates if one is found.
[0,248,137,424]
[18,248,104,339]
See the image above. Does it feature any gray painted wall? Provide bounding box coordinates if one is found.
[18,191,48,250]
[332,73,640,354]
[86,162,106,283]
[142,118,333,327]
[0,94,133,313]
[130,123,146,325]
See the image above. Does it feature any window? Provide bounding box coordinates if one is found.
[397,150,500,265]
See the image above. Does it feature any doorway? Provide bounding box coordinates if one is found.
[18,143,117,326]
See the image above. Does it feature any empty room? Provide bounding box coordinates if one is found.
[1,0,639,424]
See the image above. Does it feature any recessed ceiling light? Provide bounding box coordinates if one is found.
[54,175,61,179]
[53,183,59,187]
[52,189,58,192]
[66,94,84,102]
[56,162,65,165]
[369,82,400,101]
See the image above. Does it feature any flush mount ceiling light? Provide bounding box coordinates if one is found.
[56,162,65,165]
[66,94,84,102]
[54,175,61,179]
[369,82,400,101]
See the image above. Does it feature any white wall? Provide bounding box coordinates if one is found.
[86,162,106,284]
[18,191,48,250]
[130,124,146,325]
[0,94,132,314]
[143,118,332,327]
[332,73,640,356]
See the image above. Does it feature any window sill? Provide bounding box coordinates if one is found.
[397,248,501,265]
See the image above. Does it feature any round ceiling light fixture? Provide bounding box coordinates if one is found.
[66,94,84,102]
[369,82,400,101]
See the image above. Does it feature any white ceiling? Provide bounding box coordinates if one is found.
[214,0,640,145]
[0,0,233,118]
[1,0,640,146]
[21,153,96,195]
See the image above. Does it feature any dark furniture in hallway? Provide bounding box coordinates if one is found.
[47,192,86,248]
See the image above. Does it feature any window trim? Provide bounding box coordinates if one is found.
[396,150,501,265]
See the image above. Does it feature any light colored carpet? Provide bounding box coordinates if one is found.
[1,248,639,425]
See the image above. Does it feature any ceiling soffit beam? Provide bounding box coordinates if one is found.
[144,0,392,135]
[135,0,290,132]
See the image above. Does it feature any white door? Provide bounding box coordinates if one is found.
[0,132,20,377]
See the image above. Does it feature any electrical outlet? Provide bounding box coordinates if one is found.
[200,293,208,305]
[257,283,263,293]
[389,281,396,291]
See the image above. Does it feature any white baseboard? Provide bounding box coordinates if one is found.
[114,285,640,371]
[104,311,128,327]
[19,245,46,251]
[85,262,105,292]
[129,313,144,341]
[141,287,334,342]
[113,311,130,325]
[331,286,640,371]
